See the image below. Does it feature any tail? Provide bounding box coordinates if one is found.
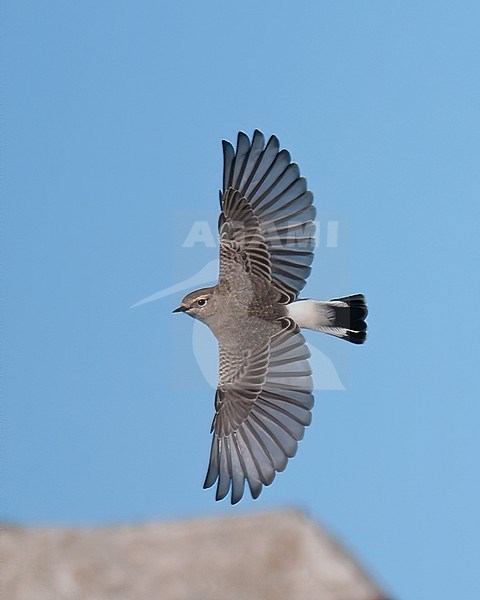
[287,294,368,344]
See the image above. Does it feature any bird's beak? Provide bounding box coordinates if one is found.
[172,305,187,313]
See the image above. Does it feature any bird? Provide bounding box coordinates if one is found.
[173,130,368,504]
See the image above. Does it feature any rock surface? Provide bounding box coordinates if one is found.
[2,510,388,600]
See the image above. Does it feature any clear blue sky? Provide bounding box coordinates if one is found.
[3,2,480,598]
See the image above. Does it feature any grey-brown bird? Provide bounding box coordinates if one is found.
[174,130,368,504]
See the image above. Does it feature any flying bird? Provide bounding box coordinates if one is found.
[173,130,368,504]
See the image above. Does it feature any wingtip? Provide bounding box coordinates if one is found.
[203,465,218,490]
[230,492,244,505]
[248,481,263,500]
[251,129,265,148]
[237,130,249,143]
[215,487,229,502]
[224,129,267,152]
[278,148,292,163]
[267,133,280,149]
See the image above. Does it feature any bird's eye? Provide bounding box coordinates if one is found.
[197,298,207,306]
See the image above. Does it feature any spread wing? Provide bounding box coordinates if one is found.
[204,319,314,504]
[220,130,316,302]
[218,188,271,285]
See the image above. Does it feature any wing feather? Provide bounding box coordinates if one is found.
[243,135,281,199]
[204,321,313,504]
[222,141,235,192]
[219,188,271,284]
[220,131,316,301]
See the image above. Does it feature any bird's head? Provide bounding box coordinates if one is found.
[173,287,217,322]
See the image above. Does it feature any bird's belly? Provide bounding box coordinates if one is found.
[213,296,285,350]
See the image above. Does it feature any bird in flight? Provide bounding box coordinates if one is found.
[173,130,368,504]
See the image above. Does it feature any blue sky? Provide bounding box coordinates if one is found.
[3,1,480,598]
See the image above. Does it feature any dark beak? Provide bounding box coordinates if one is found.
[172,305,187,313]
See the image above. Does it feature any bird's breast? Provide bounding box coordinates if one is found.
[210,278,286,348]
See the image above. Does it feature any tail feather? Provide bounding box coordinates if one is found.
[287,294,368,344]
